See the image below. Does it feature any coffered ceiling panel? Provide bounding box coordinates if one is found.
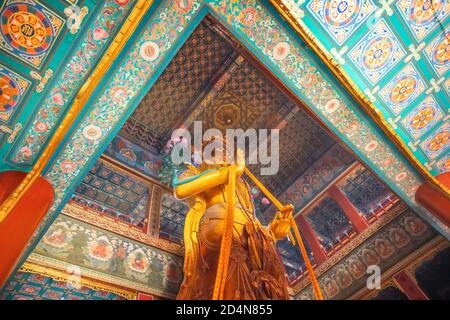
[277,0,449,176]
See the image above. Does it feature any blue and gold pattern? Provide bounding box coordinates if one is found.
[420,123,449,159]
[306,0,376,45]
[396,0,449,41]
[423,28,450,77]
[73,159,149,228]
[159,193,189,243]
[436,154,450,173]
[104,135,162,180]
[36,0,433,250]
[401,95,444,140]
[348,19,406,84]
[0,0,64,69]
[0,64,30,123]
[378,63,426,115]
[281,0,449,174]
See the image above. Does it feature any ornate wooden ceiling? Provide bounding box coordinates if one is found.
[122,18,339,195]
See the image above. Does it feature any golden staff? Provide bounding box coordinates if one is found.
[243,168,324,300]
[212,165,236,300]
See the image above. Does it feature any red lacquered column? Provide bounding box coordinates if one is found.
[296,215,327,265]
[0,171,54,287]
[328,185,369,233]
[415,172,450,227]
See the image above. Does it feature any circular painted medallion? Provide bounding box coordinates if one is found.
[410,0,444,25]
[364,140,378,152]
[140,41,160,62]
[1,3,53,55]
[272,42,290,60]
[440,158,450,172]
[432,33,450,66]
[82,124,103,141]
[324,0,360,27]
[409,105,436,130]
[362,36,393,70]
[427,131,449,152]
[388,74,418,105]
[324,98,340,112]
[0,72,20,113]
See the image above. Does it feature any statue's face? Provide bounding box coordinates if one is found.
[204,146,228,165]
[199,139,232,166]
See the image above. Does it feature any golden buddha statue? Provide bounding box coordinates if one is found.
[173,139,293,300]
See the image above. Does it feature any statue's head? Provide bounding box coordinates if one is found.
[195,135,231,166]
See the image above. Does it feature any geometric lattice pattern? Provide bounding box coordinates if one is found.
[348,19,406,84]
[277,237,315,282]
[341,166,393,219]
[307,198,354,250]
[197,58,295,131]
[122,21,235,149]
[73,159,149,228]
[259,143,355,224]
[159,192,189,243]
[257,108,335,196]
[126,18,336,196]
[306,0,377,45]
[0,272,125,300]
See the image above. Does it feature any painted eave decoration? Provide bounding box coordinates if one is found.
[275,0,449,177]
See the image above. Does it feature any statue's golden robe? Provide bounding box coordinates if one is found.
[176,165,290,300]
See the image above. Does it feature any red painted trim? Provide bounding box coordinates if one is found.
[137,292,154,300]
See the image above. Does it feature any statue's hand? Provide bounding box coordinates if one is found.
[269,204,294,241]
